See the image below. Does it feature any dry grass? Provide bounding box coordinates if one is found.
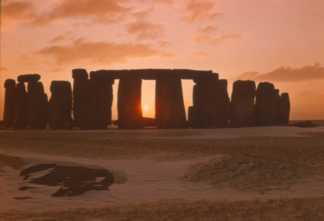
[2,197,324,221]
[184,153,317,193]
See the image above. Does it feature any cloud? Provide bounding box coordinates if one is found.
[2,1,36,25]
[238,64,324,82]
[32,0,132,25]
[155,0,174,4]
[127,20,163,40]
[0,67,8,73]
[37,39,166,66]
[185,0,222,22]
[195,33,240,44]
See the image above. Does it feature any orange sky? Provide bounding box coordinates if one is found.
[1,0,324,120]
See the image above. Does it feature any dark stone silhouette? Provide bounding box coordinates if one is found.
[17,74,41,83]
[49,81,72,129]
[118,76,143,129]
[13,82,28,129]
[191,75,230,128]
[256,82,278,126]
[90,71,114,129]
[214,79,231,127]
[2,69,291,130]
[72,69,89,128]
[27,82,48,129]
[192,77,230,128]
[156,75,187,128]
[188,106,195,127]
[20,164,114,197]
[278,93,290,125]
[3,79,16,128]
[87,69,214,80]
[231,80,256,127]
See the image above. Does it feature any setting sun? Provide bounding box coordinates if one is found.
[143,104,150,114]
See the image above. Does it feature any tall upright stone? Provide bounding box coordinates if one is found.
[90,71,114,129]
[3,79,16,128]
[49,81,72,129]
[14,82,28,129]
[118,76,143,129]
[27,82,48,129]
[191,75,230,128]
[156,75,187,128]
[278,93,290,125]
[72,69,89,128]
[231,80,256,127]
[214,79,230,127]
[256,82,278,126]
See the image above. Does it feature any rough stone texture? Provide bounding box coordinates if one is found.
[90,72,114,129]
[192,76,230,128]
[231,80,256,127]
[118,76,143,129]
[72,69,89,128]
[91,69,215,80]
[13,82,28,129]
[27,82,48,129]
[17,74,41,83]
[256,82,278,126]
[3,79,16,128]
[155,75,187,128]
[94,79,114,129]
[49,81,72,129]
[214,79,231,127]
[278,93,290,125]
[188,106,195,127]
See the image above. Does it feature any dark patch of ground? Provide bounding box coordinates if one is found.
[20,164,114,197]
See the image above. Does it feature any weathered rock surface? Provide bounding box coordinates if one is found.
[191,76,230,128]
[90,72,114,129]
[278,93,290,125]
[72,69,89,128]
[156,75,187,128]
[27,82,48,129]
[49,81,72,129]
[230,81,256,127]
[17,74,41,83]
[3,79,16,128]
[14,83,28,129]
[256,82,278,126]
[118,76,143,129]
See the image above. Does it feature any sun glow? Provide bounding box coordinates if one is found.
[143,104,150,114]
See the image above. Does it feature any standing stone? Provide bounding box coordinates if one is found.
[3,79,16,128]
[278,93,290,125]
[49,81,72,129]
[213,79,230,127]
[256,82,278,126]
[90,72,114,129]
[231,80,256,127]
[192,75,230,128]
[14,83,28,129]
[188,106,195,127]
[72,69,89,128]
[27,82,48,129]
[118,76,143,129]
[273,89,281,125]
[156,75,187,128]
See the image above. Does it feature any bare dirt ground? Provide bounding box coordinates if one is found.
[1,126,324,220]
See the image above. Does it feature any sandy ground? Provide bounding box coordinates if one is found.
[0,126,324,220]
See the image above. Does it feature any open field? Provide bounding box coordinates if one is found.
[1,126,324,220]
